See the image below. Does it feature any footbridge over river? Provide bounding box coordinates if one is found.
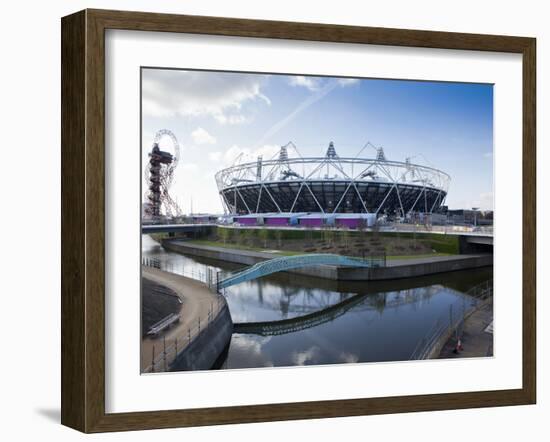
[217,253,384,290]
[142,223,215,235]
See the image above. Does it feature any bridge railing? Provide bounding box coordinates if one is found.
[217,252,386,290]
[362,252,386,268]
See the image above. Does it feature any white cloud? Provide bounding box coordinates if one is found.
[142,69,270,123]
[178,163,199,172]
[338,351,359,363]
[289,75,359,92]
[288,75,321,91]
[208,151,222,162]
[291,346,321,365]
[223,144,281,166]
[337,78,360,87]
[213,113,250,125]
[478,192,494,210]
[191,127,216,145]
[257,80,340,146]
[257,76,359,146]
[229,336,274,367]
[455,191,494,211]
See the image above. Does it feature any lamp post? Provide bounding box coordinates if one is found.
[472,207,479,227]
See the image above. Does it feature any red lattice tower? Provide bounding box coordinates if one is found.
[144,129,182,219]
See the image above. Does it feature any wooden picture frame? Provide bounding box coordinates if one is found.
[61,8,536,433]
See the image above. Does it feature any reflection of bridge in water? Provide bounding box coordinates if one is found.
[141,249,485,337]
[217,253,383,290]
[235,284,355,317]
[230,282,446,320]
[234,285,460,336]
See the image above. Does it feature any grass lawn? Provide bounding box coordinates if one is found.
[186,240,302,256]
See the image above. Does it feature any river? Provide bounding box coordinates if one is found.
[142,235,493,369]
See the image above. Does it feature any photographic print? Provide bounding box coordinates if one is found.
[140,68,494,373]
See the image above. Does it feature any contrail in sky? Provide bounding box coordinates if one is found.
[254,79,340,148]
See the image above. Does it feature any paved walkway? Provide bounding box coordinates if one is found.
[438,300,494,359]
[386,254,490,267]
[141,266,221,371]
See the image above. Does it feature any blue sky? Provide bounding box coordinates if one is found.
[142,68,493,213]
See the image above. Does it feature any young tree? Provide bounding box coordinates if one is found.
[219,227,229,245]
[230,229,242,246]
[324,228,334,247]
[357,218,367,232]
[372,220,380,240]
[259,228,269,248]
[341,228,350,249]
[305,229,313,247]
[275,229,283,248]
[245,228,255,246]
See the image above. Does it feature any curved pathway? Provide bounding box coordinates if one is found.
[141,266,222,372]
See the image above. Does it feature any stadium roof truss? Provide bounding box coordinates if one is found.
[215,143,450,216]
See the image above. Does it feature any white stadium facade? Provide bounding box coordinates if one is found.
[215,142,450,220]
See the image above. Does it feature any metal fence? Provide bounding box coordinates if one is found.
[142,256,219,292]
[141,257,226,373]
[409,279,493,360]
[142,297,226,373]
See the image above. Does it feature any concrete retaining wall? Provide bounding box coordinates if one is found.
[170,303,233,371]
[339,255,493,281]
[162,239,492,282]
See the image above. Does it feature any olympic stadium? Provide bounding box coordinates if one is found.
[215,142,450,222]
